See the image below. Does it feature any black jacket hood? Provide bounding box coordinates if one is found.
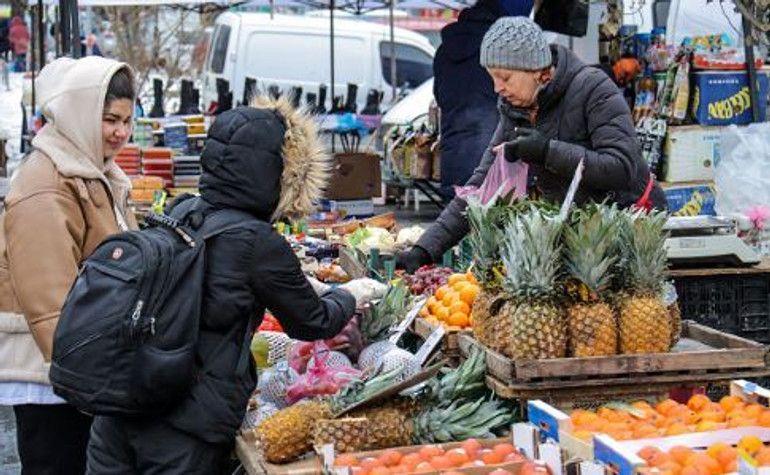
[440,0,502,63]
[199,98,330,221]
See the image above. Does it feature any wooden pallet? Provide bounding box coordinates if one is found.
[459,321,769,386]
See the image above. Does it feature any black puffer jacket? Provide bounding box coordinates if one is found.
[417,45,666,259]
[163,106,356,445]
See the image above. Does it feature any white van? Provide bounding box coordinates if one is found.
[202,12,436,113]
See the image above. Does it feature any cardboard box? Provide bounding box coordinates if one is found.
[692,71,769,125]
[663,126,724,182]
[661,181,717,216]
[325,153,382,200]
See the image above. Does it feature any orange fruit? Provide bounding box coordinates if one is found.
[724,460,738,473]
[461,438,482,456]
[449,301,471,315]
[418,306,430,318]
[759,411,770,427]
[706,443,731,459]
[745,403,764,421]
[728,416,754,428]
[738,435,764,456]
[448,274,467,286]
[370,467,391,475]
[701,402,724,414]
[430,455,455,470]
[482,451,505,465]
[448,313,470,327]
[335,454,360,467]
[492,444,516,458]
[489,471,516,475]
[418,445,444,461]
[414,462,434,473]
[426,296,439,313]
[756,448,770,467]
[649,452,673,467]
[656,399,680,416]
[379,450,402,468]
[695,420,721,432]
[658,461,683,475]
[687,394,711,412]
[435,307,450,322]
[670,447,696,466]
[717,447,738,469]
[665,423,689,436]
[400,453,422,469]
[435,285,449,300]
[452,280,470,293]
[632,401,655,412]
[668,406,699,425]
[350,467,366,475]
[698,411,725,423]
[442,291,459,307]
[638,444,661,460]
[361,457,384,471]
[446,449,470,467]
[719,396,744,413]
[460,285,480,305]
[680,466,701,475]
[633,424,661,439]
[685,454,721,475]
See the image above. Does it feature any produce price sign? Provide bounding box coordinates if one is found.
[415,326,445,366]
[389,297,428,344]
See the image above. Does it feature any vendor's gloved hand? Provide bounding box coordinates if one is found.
[495,127,550,165]
[395,246,431,274]
[339,278,388,307]
[307,276,332,296]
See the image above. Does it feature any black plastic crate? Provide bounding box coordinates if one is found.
[674,273,770,343]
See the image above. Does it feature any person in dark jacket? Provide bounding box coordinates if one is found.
[433,0,533,199]
[86,97,383,474]
[397,17,666,272]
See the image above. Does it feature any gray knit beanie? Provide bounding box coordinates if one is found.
[480,17,552,71]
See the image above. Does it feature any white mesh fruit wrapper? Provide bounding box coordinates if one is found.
[357,340,398,371]
[258,363,298,408]
[307,351,353,370]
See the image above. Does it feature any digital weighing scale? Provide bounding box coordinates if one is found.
[663,216,761,267]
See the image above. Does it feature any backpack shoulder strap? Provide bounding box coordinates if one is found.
[196,208,263,241]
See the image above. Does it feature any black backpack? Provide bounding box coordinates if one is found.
[49,203,257,416]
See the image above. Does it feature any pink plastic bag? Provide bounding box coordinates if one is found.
[286,342,361,404]
[455,148,528,204]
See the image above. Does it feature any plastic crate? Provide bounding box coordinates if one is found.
[674,274,770,343]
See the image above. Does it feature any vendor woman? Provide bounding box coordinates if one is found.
[397,16,666,272]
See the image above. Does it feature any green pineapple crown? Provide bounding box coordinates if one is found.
[618,209,669,296]
[411,396,514,444]
[501,207,563,299]
[563,204,620,298]
[466,195,506,287]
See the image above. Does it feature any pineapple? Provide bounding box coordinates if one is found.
[313,417,369,454]
[256,400,332,463]
[465,194,508,352]
[499,209,566,360]
[563,205,619,357]
[361,282,411,345]
[668,301,682,347]
[617,210,671,354]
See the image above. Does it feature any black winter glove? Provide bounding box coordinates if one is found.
[500,127,550,165]
[395,246,432,274]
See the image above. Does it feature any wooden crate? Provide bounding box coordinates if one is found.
[411,317,469,357]
[458,321,770,401]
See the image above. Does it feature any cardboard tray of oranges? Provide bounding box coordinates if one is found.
[457,322,770,395]
[526,380,770,465]
[236,432,527,474]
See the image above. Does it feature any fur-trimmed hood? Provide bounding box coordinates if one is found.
[198,97,330,221]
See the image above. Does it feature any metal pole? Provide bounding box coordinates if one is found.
[330,0,335,152]
[742,15,760,124]
[330,0,335,106]
[59,0,70,57]
[70,0,81,58]
[389,0,396,103]
[38,0,45,67]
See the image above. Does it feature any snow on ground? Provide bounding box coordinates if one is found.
[1,71,25,176]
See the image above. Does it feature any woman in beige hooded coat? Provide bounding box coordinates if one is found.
[0,56,138,474]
